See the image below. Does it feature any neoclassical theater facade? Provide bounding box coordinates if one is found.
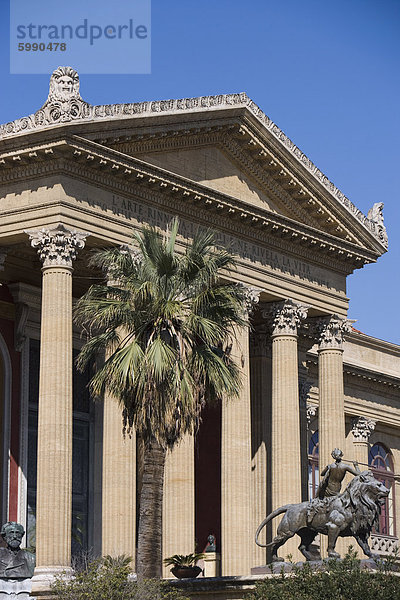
[0,68,399,590]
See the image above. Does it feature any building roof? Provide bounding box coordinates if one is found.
[0,67,388,255]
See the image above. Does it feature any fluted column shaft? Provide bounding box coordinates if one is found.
[221,327,252,575]
[162,435,195,577]
[271,335,301,512]
[250,328,270,567]
[318,349,345,469]
[102,393,136,562]
[317,316,351,476]
[26,225,87,577]
[264,300,308,560]
[37,265,73,566]
[316,315,351,559]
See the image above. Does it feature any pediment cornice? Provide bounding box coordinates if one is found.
[0,135,380,273]
[112,128,326,237]
[0,72,387,253]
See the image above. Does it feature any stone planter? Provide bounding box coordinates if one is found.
[171,565,202,579]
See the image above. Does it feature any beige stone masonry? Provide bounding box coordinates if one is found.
[316,315,351,558]
[26,224,87,591]
[221,326,252,576]
[162,434,195,578]
[317,316,351,474]
[203,552,221,577]
[351,416,376,467]
[102,392,136,562]
[265,299,308,561]
[249,327,271,567]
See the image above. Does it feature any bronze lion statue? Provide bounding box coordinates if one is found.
[255,471,389,562]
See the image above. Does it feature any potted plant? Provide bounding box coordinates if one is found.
[164,552,206,579]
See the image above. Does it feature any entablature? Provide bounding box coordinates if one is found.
[0,135,380,275]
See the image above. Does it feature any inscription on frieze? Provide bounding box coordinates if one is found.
[80,191,341,291]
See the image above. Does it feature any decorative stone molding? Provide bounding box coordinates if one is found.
[0,136,379,273]
[35,66,89,128]
[242,286,261,316]
[351,416,376,443]
[106,244,142,285]
[306,403,318,426]
[299,379,312,407]
[0,247,8,271]
[367,202,388,248]
[263,299,308,337]
[13,302,29,352]
[26,224,88,268]
[370,534,399,556]
[0,68,386,249]
[316,314,352,350]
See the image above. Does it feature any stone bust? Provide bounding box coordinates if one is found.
[205,534,216,552]
[0,522,35,579]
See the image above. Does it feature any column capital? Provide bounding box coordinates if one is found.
[262,299,308,337]
[315,314,352,350]
[351,416,376,443]
[26,224,88,268]
[106,244,142,286]
[242,285,262,316]
[306,403,318,427]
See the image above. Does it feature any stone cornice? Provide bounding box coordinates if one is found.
[0,83,387,252]
[346,330,400,356]
[307,356,400,391]
[343,364,400,391]
[0,136,380,272]
[113,128,325,236]
[234,118,388,252]
[117,126,361,246]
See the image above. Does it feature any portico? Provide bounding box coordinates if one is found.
[0,68,398,596]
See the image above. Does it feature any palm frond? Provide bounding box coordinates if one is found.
[74,217,248,448]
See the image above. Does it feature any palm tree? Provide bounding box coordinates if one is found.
[74,218,250,580]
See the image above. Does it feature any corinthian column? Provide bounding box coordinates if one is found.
[26,225,87,594]
[102,394,136,562]
[263,299,308,560]
[351,416,376,468]
[102,262,136,564]
[221,287,259,576]
[317,315,351,476]
[162,435,194,577]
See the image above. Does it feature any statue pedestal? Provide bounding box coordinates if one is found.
[0,578,32,599]
[203,552,221,577]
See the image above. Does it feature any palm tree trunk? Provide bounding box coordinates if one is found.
[136,438,166,580]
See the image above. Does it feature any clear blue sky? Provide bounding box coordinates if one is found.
[1,0,399,344]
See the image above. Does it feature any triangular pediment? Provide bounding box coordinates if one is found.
[105,136,332,234]
[0,68,387,255]
[121,145,292,218]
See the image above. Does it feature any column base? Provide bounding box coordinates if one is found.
[31,566,73,599]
